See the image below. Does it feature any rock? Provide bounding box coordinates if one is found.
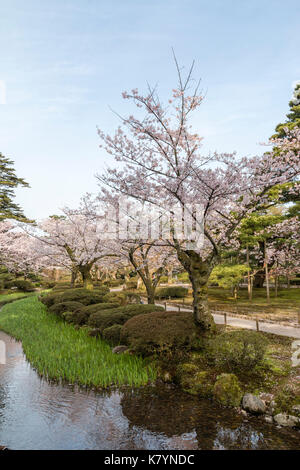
[259,393,274,405]
[112,345,128,354]
[242,393,266,415]
[162,371,172,383]
[273,413,300,427]
[292,404,300,416]
[265,416,273,424]
[213,373,242,407]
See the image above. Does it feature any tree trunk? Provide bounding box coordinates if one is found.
[70,267,78,288]
[167,267,173,284]
[246,245,252,301]
[79,265,93,290]
[253,270,265,288]
[177,249,215,330]
[264,242,270,304]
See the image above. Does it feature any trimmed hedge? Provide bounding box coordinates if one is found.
[120,310,201,356]
[102,324,123,345]
[155,286,188,299]
[41,287,109,308]
[88,304,164,332]
[65,302,120,325]
[6,279,35,292]
[48,301,84,318]
[102,292,128,305]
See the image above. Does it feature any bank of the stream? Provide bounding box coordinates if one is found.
[0,296,156,387]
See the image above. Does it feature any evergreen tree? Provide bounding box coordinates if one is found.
[273,82,300,138]
[0,152,30,222]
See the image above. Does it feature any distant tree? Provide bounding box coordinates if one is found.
[209,264,248,300]
[0,153,30,222]
[273,82,300,138]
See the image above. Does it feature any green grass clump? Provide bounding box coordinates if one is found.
[0,296,156,388]
[0,291,37,306]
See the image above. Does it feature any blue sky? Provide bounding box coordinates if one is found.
[0,0,299,220]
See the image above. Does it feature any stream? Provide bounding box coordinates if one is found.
[0,330,299,450]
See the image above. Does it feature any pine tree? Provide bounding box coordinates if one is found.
[0,152,30,222]
[273,82,300,138]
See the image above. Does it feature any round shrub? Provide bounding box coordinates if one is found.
[102,292,128,305]
[40,292,62,308]
[51,287,110,306]
[6,279,35,292]
[68,302,120,325]
[48,301,84,318]
[102,324,122,345]
[155,286,188,299]
[88,304,164,332]
[120,310,201,356]
[208,330,268,372]
[125,280,138,290]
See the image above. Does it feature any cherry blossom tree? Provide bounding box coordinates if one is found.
[25,198,118,289]
[97,59,300,330]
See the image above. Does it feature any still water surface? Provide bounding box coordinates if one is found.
[0,331,299,450]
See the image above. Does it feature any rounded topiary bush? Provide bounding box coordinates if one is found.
[207,330,268,372]
[213,373,242,407]
[102,324,122,345]
[67,302,120,325]
[155,286,188,299]
[48,301,84,318]
[40,292,62,307]
[50,287,110,306]
[6,279,35,292]
[120,310,201,356]
[102,292,128,305]
[88,304,164,332]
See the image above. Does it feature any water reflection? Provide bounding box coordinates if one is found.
[0,331,299,450]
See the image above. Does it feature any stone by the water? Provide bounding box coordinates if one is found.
[242,393,266,415]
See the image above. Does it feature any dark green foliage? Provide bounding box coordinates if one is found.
[42,287,110,307]
[88,304,164,332]
[125,280,138,290]
[48,301,84,318]
[207,330,268,372]
[102,292,128,305]
[6,279,35,292]
[102,324,122,345]
[40,292,60,307]
[156,286,188,299]
[0,152,31,222]
[103,279,124,287]
[121,310,201,356]
[66,302,120,325]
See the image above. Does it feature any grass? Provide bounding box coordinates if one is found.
[0,296,156,388]
[0,290,39,306]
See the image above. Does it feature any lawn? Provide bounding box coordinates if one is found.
[0,296,156,388]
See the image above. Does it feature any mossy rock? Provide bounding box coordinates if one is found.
[213,373,242,407]
[185,371,213,397]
